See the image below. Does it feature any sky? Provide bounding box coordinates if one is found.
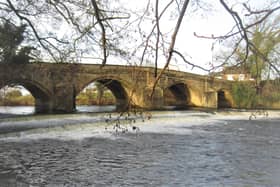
[28,0,273,75]
[98,0,237,74]
[172,0,272,74]
[103,0,274,75]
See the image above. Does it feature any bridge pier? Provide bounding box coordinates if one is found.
[35,99,53,113]
[138,86,164,109]
[202,91,218,109]
[52,85,76,113]
[34,85,76,114]
[52,95,75,113]
[115,98,129,111]
[35,96,75,114]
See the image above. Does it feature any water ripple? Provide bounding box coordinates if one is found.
[0,112,280,186]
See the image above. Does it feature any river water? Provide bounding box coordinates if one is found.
[0,106,116,116]
[0,106,280,186]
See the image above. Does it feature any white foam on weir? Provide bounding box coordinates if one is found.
[0,111,279,142]
[0,112,204,141]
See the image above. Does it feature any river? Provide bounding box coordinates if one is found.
[0,105,116,116]
[0,106,280,186]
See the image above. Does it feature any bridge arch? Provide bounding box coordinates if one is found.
[75,76,131,111]
[0,79,52,113]
[164,82,191,109]
[217,89,232,108]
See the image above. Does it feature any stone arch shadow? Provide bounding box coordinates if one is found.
[75,77,131,112]
[217,89,232,108]
[0,79,52,113]
[164,82,191,109]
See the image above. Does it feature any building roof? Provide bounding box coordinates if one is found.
[221,65,250,74]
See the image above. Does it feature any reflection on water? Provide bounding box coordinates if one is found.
[0,106,34,115]
[0,105,116,116]
[0,110,280,186]
[76,105,116,113]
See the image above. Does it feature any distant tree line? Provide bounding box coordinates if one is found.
[0,87,116,106]
[0,89,34,106]
[76,87,115,106]
[232,79,280,109]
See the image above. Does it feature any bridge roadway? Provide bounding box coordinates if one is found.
[0,63,234,113]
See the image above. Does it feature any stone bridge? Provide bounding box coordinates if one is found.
[0,63,234,113]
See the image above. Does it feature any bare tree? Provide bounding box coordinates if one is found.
[194,0,280,75]
[1,0,130,63]
[133,0,280,95]
[1,0,280,103]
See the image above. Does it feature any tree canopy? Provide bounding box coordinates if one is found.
[0,20,32,63]
[216,12,280,83]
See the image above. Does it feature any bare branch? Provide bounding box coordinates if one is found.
[90,0,107,66]
[194,4,280,41]
[222,37,243,64]
[6,0,58,61]
[219,0,249,64]
[48,0,71,25]
[139,0,174,66]
[243,3,280,17]
[154,0,160,77]
[250,43,280,75]
[172,50,211,72]
[151,0,190,97]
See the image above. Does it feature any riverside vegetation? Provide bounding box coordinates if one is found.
[0,89,34,106]
[0,87,115,106]
[232,80,280,109]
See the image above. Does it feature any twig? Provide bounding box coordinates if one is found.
[151,0,190,98]
[90,0,107,66]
